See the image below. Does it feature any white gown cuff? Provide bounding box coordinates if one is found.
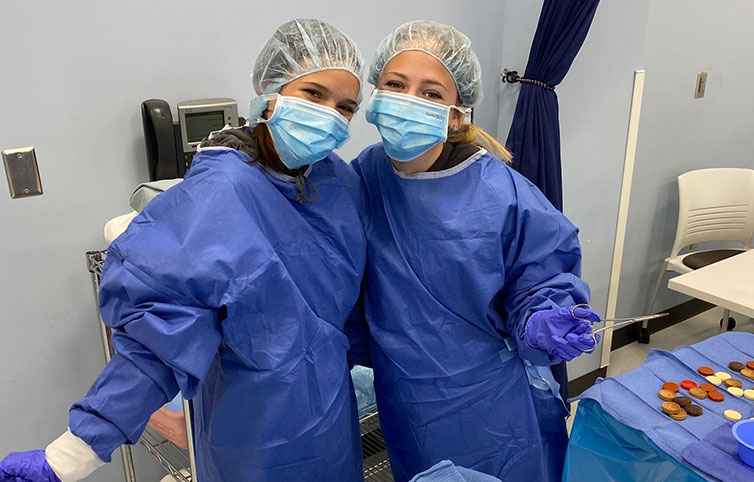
[45,429,106,482]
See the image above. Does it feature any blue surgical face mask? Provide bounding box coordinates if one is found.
[365,90,471,162]
[257,94,351,170]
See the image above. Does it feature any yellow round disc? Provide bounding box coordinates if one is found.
[714,371,732,381]
[727,387,744,397]
[705,375,722,386]
[744,389,754,401]
[724,409,742,421]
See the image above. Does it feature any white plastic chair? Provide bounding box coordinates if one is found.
[641,168,754,343]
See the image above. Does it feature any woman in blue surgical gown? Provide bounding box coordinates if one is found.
[350,20,602,482]
[0,19,368,482]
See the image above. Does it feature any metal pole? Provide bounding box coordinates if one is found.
[182,398,198,481]
[87,251,137,482]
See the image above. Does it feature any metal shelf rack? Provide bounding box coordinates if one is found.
[85,249,393,481]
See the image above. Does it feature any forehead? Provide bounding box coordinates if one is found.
[288,69,360,96]
[381,50,455,87]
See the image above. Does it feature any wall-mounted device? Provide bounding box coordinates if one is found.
[2,146,43,199]
[141,98,239,181]
[694,71,708,99]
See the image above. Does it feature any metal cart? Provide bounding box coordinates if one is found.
[85,250,393,482]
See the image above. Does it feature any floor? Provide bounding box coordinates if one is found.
[566,307,754,433]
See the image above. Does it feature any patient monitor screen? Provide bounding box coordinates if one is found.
[185,111,225,143]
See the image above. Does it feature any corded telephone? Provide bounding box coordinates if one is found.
[141,98,240,181]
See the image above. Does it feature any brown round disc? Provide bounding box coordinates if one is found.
[689,387,708,399]
[724,378,743,388]
[729,361,745,372]
[747,361,754,370]
[661,402,681,415]
[686,404,703,417]
[708,390,725,402]
[670,409,687,421]
[662,382,680,392]
[658,389,676,401]
[740,368,754,380]
[674,395,692,407]
[699,383,717,393]
[698,366,714,376]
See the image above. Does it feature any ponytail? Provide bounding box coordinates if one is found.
[447,124,513,164]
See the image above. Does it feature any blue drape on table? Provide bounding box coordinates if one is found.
[505,0,601,402]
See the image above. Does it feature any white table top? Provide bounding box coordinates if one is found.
[668,249,754,318]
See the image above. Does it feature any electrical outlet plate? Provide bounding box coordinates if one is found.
[694,71,708,99]
[2,147,43,199]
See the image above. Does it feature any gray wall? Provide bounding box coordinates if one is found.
[0,1,507,481]
[616,0,754,318]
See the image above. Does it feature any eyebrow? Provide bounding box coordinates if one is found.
[300,81,358,108]
[382,71,449,91]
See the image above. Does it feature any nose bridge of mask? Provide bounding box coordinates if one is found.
[260,93,350,132]
[369,90,452,130]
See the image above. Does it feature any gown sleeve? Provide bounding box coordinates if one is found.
[498,171,591,365]
[69,165,262,461]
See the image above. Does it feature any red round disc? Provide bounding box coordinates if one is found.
[681,380,697,390]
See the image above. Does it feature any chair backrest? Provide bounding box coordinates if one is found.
[670,168,754,257]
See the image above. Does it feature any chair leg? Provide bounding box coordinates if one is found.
[646,260,669,315]
[640,261,669,344]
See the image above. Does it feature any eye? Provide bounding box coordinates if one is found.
[337,104,355,115]
[424,91,443,100]
[384,80,404,90]
[303,88,322,100]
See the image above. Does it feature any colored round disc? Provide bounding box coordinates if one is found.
[715,371,732,381]
[680,380,697,390]
[674,395,692,407]
[724,378,742,388]
[705,376,722,386]
[708,390,725,402]
[670,409,687,421]
[740,368,754,380]
[689,387,708,399]
[662,382,680,392]
[724,410,742,421]
[729,361,745,372]
[686,404,703,417]
[662,402,681,415]
[698,366,714,376]
[747,361,754,370]
[727,387,744,397]
[744,389,754,401]
[659,389,676,401]
[699,382,717,392]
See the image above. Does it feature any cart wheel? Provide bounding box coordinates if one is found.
[720,317,736,330]
[638,327,650,344]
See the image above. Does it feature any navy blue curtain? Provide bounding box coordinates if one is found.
[506,0,600,402]
[506,0,600,211]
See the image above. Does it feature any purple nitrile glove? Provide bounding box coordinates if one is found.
[0,450,61,482]
[525,305,601,361]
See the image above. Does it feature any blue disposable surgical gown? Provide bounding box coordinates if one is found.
[351,144,590,482]
[70,148,366,481]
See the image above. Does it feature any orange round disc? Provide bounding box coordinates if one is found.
[698,366,714,376]
[708,391,724,402]
[699,383,717,393]
[663,382,680,392]
[746,361,754,370]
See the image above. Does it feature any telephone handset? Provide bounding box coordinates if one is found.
[141,98,240,181]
